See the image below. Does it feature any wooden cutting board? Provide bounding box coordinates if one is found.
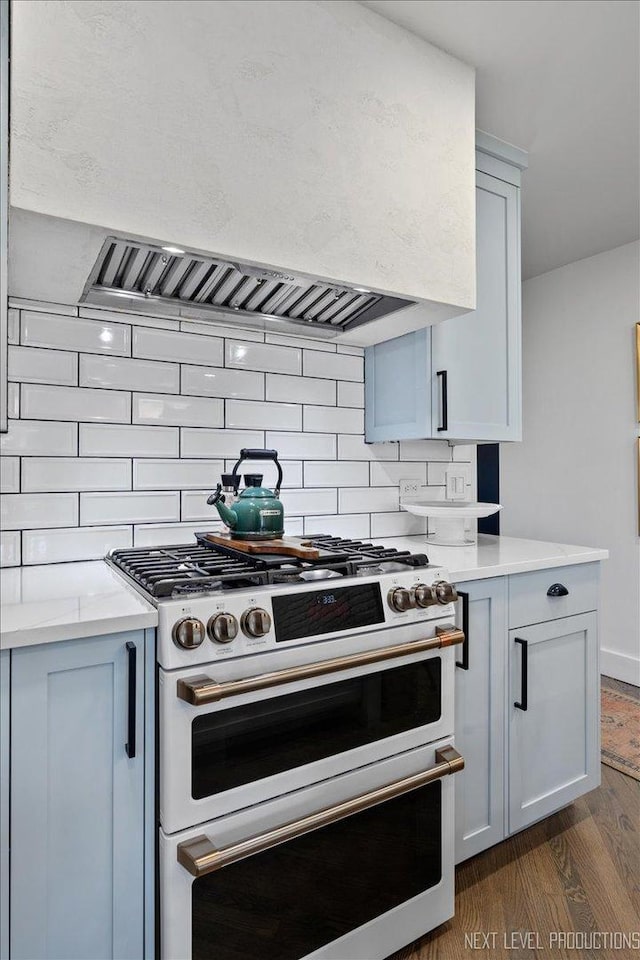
[204,533,321,559]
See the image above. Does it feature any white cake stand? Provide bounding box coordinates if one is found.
[400,501,502,546]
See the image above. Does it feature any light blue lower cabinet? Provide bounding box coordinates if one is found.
[10,631,147,960]
[454,578,507,864]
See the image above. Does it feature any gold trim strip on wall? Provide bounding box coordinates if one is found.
[177,745,465,878]
[176,625,465,706]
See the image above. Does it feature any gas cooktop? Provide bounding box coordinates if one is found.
[107,534,432,600]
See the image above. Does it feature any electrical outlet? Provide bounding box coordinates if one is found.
[445,467,468,501]
[399,479,420,501]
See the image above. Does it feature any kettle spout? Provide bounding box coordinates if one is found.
[206,486,238,530]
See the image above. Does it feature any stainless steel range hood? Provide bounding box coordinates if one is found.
[8,209,469,344]
[81,236,413,340]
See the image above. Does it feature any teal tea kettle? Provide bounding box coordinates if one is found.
[207,449,285,540]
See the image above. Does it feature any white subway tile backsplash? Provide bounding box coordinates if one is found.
[337,381,364,408]
[80,491,180,525]
[133,459,224,490]
[266,374,335,406]
[80,423,179,458]
[371,512,429,538]
[182,365,264,401]
[280,488,337,516]
[22,312,131,355]
[339,486,400,514]
[6,302,476,564]
[133,327,224,366]
[369,462,427,487]
[21,383,131,424]
[303,513,371,539]
[399,439,452,461]
[7,384,19,419]
[0,457,20,493]
[265,333,336,352]
[7,309,20,344]
[266,431,336,460]
[303,351,363,382]
[224,459,303,489]
[337,435,398,461]
[8,346,78,385]
[1,420,78,456]
[304,461,369,488]
[0,531,21,567]
[23,525,133,564]
[133,521,223,547]
[181,490,218,522]
[226,340,301,375]
[304,405,363,435]
[133,393,224,429]
[22,458,130,493]
[10,298,78,317]
[80,354,180,393]
[2,493,78,530]
[226,400,301,431]
[180,319,265,342]
[181,428,264,459]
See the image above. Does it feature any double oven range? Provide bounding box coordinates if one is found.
[108,534,466,960]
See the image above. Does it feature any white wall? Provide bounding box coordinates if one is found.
[10,0,475,310]
[0,297,475,567]
[501,241,640,684]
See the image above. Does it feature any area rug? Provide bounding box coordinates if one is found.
[601,686,640,780]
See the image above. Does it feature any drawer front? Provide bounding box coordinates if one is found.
[508,563,599,628]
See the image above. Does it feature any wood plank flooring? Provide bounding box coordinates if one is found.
[390,680,640,960]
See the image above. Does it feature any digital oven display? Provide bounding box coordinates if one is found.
[271,583,385,643]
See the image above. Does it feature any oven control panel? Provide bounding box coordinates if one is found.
[158,568,457,669]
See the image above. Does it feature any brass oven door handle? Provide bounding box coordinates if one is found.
[176,625,465,706]
[177,745,465,878]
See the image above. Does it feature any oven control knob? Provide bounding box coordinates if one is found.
[208,612,239,644]
[241,607,272,638]
[387,587,415,613]
[433,580,458,605]
[172,617,206,649]
[413,583,436,608]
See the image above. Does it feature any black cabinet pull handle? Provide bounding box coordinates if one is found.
[125,641,137,759]
[547,583,569,597]
[436,370,448,432]
[514,637,528,711]
[455,591,469,670]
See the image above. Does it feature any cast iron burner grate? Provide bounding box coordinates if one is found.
[107,536,429,599]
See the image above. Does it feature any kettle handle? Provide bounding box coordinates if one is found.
[231,449,283,496]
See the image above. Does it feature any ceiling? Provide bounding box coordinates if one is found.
[361,0,639,279]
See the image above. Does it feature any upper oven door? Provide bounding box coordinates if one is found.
[160,620,459,833]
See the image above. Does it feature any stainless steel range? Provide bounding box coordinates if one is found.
[108,534,466,960]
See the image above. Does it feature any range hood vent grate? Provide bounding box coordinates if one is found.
[81,238,413,338]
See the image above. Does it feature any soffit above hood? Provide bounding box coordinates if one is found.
[9,209,470,345]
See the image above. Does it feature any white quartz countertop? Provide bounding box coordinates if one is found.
[372,534,608,582]
[0,536,608,650]
[0,561,157,650]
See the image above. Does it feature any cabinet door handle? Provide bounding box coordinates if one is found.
[514,637,528,711]
[436,370,448,431]
[547,583,569,597]
[125,641,137,758]
[455,591,469,670]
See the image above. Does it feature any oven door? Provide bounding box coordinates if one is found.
[160,620,458,832]
[160,737,462,960]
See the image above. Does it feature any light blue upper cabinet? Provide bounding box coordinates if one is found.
[365,137,526,444]
[10,631,146,960]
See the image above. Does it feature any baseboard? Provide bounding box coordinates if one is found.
[601,647,640,686]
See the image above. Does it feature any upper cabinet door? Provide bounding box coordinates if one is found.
[431,172,522,441]
[364,328,431,442]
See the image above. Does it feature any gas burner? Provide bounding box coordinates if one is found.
[298,568,343,581]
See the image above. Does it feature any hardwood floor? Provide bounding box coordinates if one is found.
[390,765,639,959]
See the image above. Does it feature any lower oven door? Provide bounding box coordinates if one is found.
[160,621,457,832]
[160,737,462,960]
